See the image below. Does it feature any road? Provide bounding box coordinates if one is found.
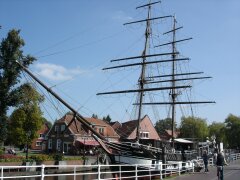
[173,160,240,180]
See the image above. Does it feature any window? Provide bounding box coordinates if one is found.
[99,128,104,134]
[48,139,52,149]
[36,141,42,146]
[61,124,65,132]
[39,133,45,138]
[56,139,61,151]
[140,132,149,139]
[55,125,58,132]
[63,143,71,153]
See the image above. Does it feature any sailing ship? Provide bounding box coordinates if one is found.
[17,0,214,172]
[96,0,215,165]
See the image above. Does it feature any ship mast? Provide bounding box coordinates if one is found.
[97,1,215,145]
[97,1,182,142]
[135,2,151,143]
[170,16,177,147]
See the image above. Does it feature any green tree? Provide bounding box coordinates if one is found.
[91,114,98,119]
[179,116,209,141]
[103,115,111,123]
[155,118,177,135]
[0,29,35,144]
[224,114,240,149]
[208,122,226,145]
[42,117,52,129]
[8,83,44,147]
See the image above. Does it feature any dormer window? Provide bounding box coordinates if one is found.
[61,124,65,132]
[99,128,104,134]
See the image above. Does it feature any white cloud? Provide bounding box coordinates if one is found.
[112,11,133,22]
[34,63,85,81]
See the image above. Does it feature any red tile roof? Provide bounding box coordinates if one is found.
[56,114,119,138]
[116,115,160,140]
[164,129,180,138]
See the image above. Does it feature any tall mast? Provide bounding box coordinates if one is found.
[171,16,177,147]
[135,2,151,142]
[97,1,214,144]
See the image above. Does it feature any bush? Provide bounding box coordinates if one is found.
[0,148,4,156]
[64,156,85,161]
[29,154,53,162]
[52,153,63,161]
[0,154,24,162]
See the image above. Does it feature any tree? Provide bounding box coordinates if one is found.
[208,122,226,145]
[179,116,209,141]
[0,29,35,144]
[8,83,44,148]
[91,114,98,119]
[42,117,52,129]
[224,114,240,149]
[103,115,111,123]
[155,118,177,135]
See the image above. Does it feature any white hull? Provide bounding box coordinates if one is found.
[113,154,162,169]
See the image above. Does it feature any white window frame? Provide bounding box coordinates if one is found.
[140,132,149,139]
[99,127,104,134]
[56,139,61,151]
[55,125,58,132]
[61,124,65,132]
[36,141,42,147]
[48,139,52,149]
[39,133,45,139]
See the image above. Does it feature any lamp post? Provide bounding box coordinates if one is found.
[26,131,31,161]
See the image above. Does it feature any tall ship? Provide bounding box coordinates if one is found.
[17,0,214,171]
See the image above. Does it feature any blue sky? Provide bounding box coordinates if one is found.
[1,0,240,125]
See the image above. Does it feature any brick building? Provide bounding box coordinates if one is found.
[115,115,160,141]
[46,113,119,154]
[30,123,49,151]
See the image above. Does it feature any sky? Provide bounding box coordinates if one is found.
[1,0,240,126]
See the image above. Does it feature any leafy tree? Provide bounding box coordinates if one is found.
[224,114,240,149]
[42,117,52,129]
[103,115,111,123]
[208,122,226,145]
[8,83,44,147]
[155,118,177,135]
[179,116,209,141]
[0,29,35,144]
[91,114,98,119]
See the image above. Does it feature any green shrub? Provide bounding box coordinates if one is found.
[52,153,63,161]
[29,154,53,162]
[0,154,24,162]
[0,149,4,156]
[63,156,85,161]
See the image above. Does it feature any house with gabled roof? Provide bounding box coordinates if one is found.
[115,115,160,141]
[30,123,49,151]
[46,113,119,155]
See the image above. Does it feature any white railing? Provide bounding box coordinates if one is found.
[1,153,240,179]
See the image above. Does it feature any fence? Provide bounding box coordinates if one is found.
[1,153,240,180]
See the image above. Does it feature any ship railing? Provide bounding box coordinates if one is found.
[120,142,163,153]
[184,150,197,154]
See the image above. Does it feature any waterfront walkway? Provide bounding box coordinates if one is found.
[173,160,240,180]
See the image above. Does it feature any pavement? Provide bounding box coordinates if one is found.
[173,160,240,180]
